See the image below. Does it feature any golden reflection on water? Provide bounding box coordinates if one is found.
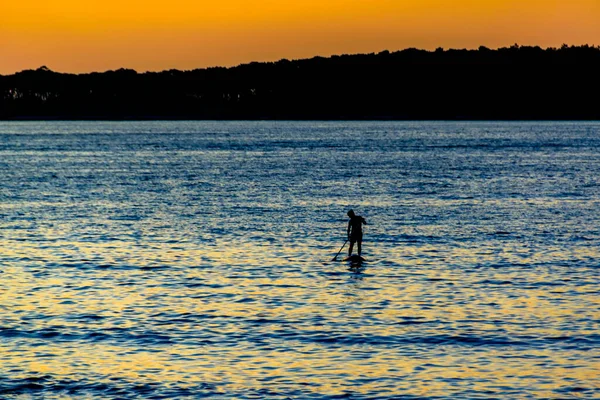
[1,234,599,398]
[3,338,598,397]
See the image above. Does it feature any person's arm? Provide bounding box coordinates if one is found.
[347,220,352,239]
[362,217,367,225]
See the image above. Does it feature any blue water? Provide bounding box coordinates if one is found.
[0,121,599,399]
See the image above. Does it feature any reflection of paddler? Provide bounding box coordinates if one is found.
[347,209,367,257]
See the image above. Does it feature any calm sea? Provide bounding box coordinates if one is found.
[0,121,599,399]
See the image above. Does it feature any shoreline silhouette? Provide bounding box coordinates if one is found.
[2,44,599,120]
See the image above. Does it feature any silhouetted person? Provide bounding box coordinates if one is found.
[347,209,367,257]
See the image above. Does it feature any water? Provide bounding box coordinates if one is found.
[0,121,599,399]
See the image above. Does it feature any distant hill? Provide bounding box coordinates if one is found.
[1,44,599,120]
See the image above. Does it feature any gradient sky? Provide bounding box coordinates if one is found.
[1,0,599,74]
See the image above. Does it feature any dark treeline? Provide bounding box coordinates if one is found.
[2,44,600,120]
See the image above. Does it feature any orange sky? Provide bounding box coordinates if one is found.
[1,0,599,74]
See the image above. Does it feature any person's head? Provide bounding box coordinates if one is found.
[347,209,355,218]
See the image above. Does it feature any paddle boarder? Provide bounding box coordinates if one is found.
[347,209,367,257]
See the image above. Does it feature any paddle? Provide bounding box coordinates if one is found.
[331,239,349,261]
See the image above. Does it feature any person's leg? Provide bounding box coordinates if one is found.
[348,241,354,256]
[357,239,362,256]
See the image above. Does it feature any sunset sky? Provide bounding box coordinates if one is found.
[1,0,599,74]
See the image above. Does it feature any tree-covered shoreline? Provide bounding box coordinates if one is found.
[2,44,599,120]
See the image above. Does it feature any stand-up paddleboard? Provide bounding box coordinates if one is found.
[343,255,365,263]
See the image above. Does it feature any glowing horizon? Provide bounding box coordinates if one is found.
[1,0,599,74]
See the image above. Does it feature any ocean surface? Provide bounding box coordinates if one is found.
[0,121,598,399]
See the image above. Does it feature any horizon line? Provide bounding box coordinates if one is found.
[3,43,598,77]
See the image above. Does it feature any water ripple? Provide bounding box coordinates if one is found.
[0,121,599,399]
